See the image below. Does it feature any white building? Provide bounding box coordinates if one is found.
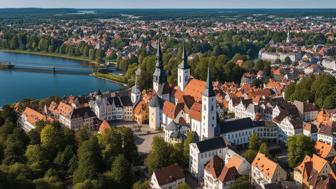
[19,107,47,132]
[218,118,278,146]
[189,137,249,181]
[59,106,97,131]
[321,58,336,71]
[89,92,133,121]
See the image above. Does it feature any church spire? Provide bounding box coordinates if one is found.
[156,40,163,69]
[203,67,215,97]
[178,42,190,69]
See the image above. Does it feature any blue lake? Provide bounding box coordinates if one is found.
[0,52,123,106]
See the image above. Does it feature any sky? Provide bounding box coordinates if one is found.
[1,0,336,9]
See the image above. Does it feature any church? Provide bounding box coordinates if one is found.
[134,41,218,142]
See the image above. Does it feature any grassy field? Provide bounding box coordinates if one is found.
[92,72,127,85]
[0,49,92,62]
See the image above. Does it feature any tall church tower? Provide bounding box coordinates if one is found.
[201,67,217,140]
[286,30,291,44]
[153,40,167,93]
[177,44,190,91]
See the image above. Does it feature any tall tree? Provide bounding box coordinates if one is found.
[73,137,102,184]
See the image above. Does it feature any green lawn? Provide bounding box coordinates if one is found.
[92,72,127,84]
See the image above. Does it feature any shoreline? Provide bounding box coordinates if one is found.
[0,49,92,63]
[91,72,128,86]
[0,49,128,84]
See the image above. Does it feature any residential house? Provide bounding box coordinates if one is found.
[251,152,287,188]
[98,120,111,134]
[293,100,319,122]
[314,141,336,160]
[294,154,334,188]
[303,123,318,141]
[189,137,250,181]
[58,106,97,131]
[203,155,239,189]
[89,92,133,122]
[19,107,47,132]
[150,164,186,189]
[133,100,149,124]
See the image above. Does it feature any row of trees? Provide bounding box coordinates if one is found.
[0,106,139,189]
[285,74,336,109]
[0,32,106,63]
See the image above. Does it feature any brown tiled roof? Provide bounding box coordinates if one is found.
[218,166,239,183]
[153,164,185,186]
[205,155,225,178]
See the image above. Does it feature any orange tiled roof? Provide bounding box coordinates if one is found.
[162,101,182,119]
[252,152,278,179]
[133,100,148,115]
[296,154,329,176]
[22,107,46,126]
[183,78,206,102]
[226,155,244,170]
[99,120,111,134]
[56,102,73,117]
[315,141,334,159]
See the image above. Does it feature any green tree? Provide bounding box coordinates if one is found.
[89,49,96,61]
[25,144,48,175]
[72,180,99,189]
[98,128,122,169]
[176,183,192,189]
[230,176,253,189]
[110,155,133,189]
[284,56,292,65]
[73,137,102,184]
[248,133,261,151]
[145,136,177,174]
[287,135,314,168]
[259,142,270,157]
[40,124,63,156]
[242,149,257,163]
[183,132,198,166]
[119,127,138,163]
[132,180,149,189]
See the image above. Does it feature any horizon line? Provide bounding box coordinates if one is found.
[1,7,336,10]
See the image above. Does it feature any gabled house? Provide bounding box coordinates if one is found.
[19,107,48,132]
[203,155,240,189]
[294,154,334,188]
[314,141,336,160]
[251,152,287,188]
[150,164,185,189]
